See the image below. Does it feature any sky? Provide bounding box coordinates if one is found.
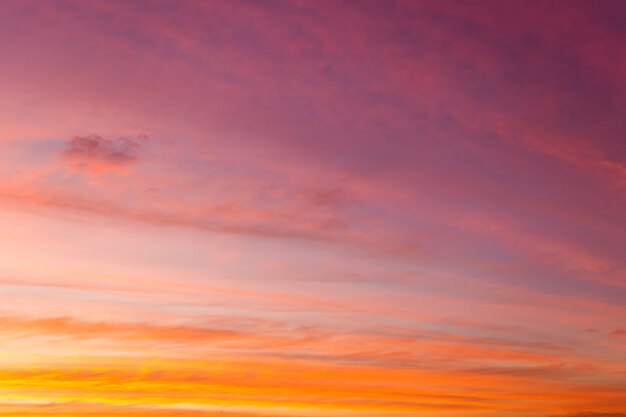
[0,0,625,416]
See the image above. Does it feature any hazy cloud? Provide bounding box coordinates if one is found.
[610,329,626,338]
[62,134,147,172]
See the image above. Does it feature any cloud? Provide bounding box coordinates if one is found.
[610,329,626,338]
[62,134,147,173]
[299,186,349,207]
[0,315,585,369]
[553,414,626,417]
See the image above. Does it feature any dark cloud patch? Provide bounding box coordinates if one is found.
[62,134,148,172]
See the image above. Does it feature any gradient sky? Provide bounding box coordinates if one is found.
[0,1,625,417]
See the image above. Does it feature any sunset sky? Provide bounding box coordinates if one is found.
[0,1,625,416]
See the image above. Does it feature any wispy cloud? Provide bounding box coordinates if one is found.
[62,134,148,173]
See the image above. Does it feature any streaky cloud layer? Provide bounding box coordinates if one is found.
[0,1,624,416]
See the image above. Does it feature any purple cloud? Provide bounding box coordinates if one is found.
[62,134,147,172]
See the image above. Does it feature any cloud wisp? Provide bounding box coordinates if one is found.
[61,134,148,173]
